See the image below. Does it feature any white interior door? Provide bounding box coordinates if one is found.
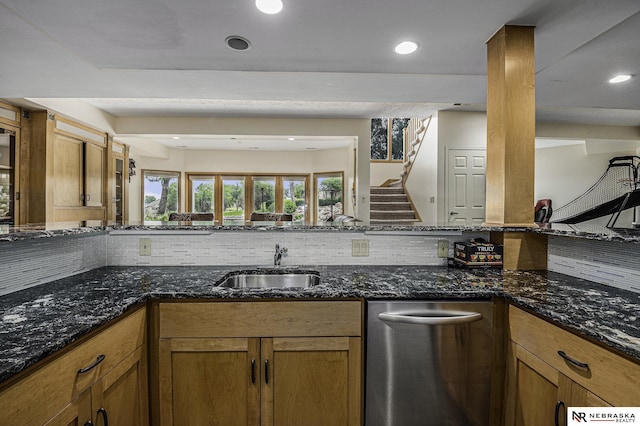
[447,149,486,224]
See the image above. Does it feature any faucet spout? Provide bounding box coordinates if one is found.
[274,243,288,267]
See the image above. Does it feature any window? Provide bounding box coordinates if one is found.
[188,175,215,213]
[370,117,410,161]
[222,176,246,225]
[142,170,180,221]
[314,172,343,223]
[282,176,307,224]
[253,177,276,213]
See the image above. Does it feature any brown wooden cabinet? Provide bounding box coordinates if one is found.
[155,301,362,426]
[0,308,148,426]
[0,100,23,225]
[504,306,638,426]
[107,140,128,223]
[25,111,108,224]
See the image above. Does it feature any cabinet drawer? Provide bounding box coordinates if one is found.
[0,308,146,425]
[509,305,640,406]
[159,301,362,338]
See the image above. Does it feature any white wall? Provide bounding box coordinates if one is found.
[370,163,403,186]
[405,115,438,223]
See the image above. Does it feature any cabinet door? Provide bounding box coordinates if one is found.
[84,142,105,207]
[262,337,361,426]
[53,135,83,207]
[92,345,148,426]
[159,337,260,426]
[43,391,92,426]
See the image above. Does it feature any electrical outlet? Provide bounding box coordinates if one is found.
[352,239,370,257]
[437,240,449,258]
[139,238,151,256]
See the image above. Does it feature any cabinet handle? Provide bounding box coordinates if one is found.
[557,350,589,370]
[251,359,256,384]
[264,359,269,384]
[86,194,91,202]
[84,422,93,426]
[555,400,565,426]
[97,408,108,426]
[77,354,106,374]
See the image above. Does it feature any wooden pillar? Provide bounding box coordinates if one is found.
[486,25,547,270]
[486,25,535,226]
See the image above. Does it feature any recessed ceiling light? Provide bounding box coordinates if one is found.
[256,0,283,14]
[288,137,295,141]
[609,74,632,84]
[225,36,251,51]
[172,136,180,140]
[395,41,418,55]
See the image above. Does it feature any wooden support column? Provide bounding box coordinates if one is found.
[486,25,547,270]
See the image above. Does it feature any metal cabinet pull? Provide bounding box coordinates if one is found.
[557,350,589,370]
[251,359,256,384]
[77,354,106,374]
[378,310,482,325]
[84,422,93,426]
[555,401,565,426]
[97,408,108,426]
[264,359,269,384]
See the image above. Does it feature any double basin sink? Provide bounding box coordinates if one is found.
[216,269,320,289]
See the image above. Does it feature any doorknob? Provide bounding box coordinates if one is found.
[449,211,458,216]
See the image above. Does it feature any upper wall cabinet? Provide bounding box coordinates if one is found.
[26,111,109,225]
[108,140,128,224]
[0,101,23,225]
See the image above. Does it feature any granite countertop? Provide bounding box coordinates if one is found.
[1,265,639,386]
[3,221,640,244]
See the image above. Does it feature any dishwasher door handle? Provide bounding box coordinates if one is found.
[378,310,483,325]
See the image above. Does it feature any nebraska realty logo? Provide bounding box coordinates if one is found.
[568,407,639,424]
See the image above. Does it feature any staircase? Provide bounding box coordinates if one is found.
[370,185,418,225]
[369,116,432,225]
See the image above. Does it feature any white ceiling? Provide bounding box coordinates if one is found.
[1,0,639,150]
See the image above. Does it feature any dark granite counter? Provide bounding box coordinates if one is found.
[1,265,639,386]
[3,221,640,244]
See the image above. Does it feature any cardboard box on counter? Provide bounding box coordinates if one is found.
[454,239,503,267]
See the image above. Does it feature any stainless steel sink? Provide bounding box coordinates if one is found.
[216,269,320,289]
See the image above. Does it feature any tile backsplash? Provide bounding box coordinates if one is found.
[0,234,107,296]
[547,236,640,293]
[106,230,484,267]
[4,229,638,297]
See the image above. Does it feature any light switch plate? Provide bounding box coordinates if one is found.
[139,238,151,256]
[352,239,370,257]
[437,240,449,258]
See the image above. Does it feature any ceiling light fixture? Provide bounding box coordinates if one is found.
[394,41,418,55]
[256,0,283,14]
[288,137,295,141]
[172,136,180,140]
[609,74,632,84]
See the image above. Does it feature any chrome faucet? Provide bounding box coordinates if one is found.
[274,243,288,267]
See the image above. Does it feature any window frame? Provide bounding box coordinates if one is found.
[370,117,410,163]
[141,169,181,221]
[186,172,310,224]
[313,171,344,224]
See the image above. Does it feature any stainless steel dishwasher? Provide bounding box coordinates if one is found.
[366,300,495,426]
